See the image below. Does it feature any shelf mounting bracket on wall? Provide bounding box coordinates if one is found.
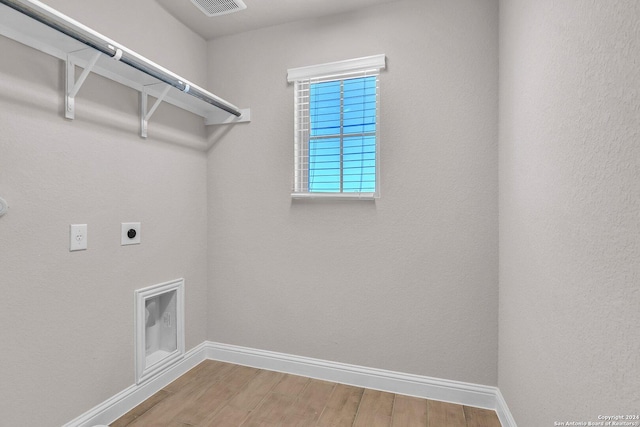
[0,0,251,142]
[141,83,171,138]
[65,50,101,120]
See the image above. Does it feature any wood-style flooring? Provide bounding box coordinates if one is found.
[111,360,501,427]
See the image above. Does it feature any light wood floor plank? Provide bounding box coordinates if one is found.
[172,365,260,425]
[316,383,364,427]
[110,389,170,427]
[110,362,502,427]
[126,364,250,426]
[232,373,312,427]
[164,422,195,427]
[171,380,244,425]
[352,389,395,427]
[161,360,214,393]
[427,400,467,427]
[202,403,253,427]
[239,392,297,426]
[280,379,336,425]
[271,373,311,397]
[463,406,502,427]
[163,360,233,394]
[157,359,238,411]
[226,369,284,411]
[201,369,284,426]
[391,394,428,427]
[124,383,203,427]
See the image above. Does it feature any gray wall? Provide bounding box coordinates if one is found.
[206,0,499,386]
[45,0,209,86]
[0,1,209,425]
[7,1,636,425]
[499,1,640,425]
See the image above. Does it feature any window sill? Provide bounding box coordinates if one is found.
[291,192,378,201]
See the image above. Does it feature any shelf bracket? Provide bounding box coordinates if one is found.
[141,84,172,139]
[65,50,101,120]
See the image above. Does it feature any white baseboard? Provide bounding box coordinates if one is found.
[63,340,517,427]
[62,342,208,427]
[495,388,518,427]
[206,342,497,409]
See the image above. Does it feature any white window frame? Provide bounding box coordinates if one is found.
[287,54,386,200]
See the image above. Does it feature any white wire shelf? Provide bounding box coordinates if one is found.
[0,0,250,137]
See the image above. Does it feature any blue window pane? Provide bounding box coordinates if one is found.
[308,76,377,193]
[310,137,340,153]
[309,179,340,192]
[310,80,341,137]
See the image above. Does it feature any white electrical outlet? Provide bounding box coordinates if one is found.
[121,222,141,246]
[70,224,87,251]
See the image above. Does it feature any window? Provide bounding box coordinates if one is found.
[287,55,386,199]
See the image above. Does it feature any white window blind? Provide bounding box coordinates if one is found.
[287,55,386,199]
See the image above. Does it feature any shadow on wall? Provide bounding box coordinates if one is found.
[0,40,209,152]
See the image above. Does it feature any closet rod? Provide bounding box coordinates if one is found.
[0,0,242,117]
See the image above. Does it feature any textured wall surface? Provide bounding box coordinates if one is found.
[499,1,640,425]
[0,2,209,424]
[45,0,208,87]
[9,1,637,425]
[206,0,499,386]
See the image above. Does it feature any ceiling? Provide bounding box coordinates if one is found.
[155,0,403,40]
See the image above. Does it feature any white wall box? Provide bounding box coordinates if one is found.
[134,279,185,384]
[0,0,250,138]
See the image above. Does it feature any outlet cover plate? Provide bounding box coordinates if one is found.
[121,222,141,245]
[70,224,87,251]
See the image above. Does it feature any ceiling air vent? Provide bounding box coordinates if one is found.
[190,0,247,17]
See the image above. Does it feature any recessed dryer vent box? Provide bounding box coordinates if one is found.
[135,278,184,384]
